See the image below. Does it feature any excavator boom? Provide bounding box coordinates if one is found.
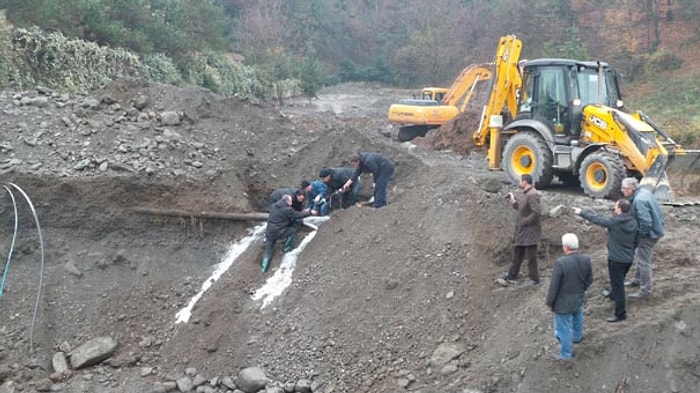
[387,64,491,141]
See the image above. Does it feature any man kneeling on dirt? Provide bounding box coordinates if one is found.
[319,167,361,209]
[262,194,318,273]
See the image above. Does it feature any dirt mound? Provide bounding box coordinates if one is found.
[1,81,700,393]
[416,110,482,156]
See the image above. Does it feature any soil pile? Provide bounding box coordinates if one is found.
[417,110,482,156]
[0,81,699,393]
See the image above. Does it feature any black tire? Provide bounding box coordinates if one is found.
[578,151,626,199]
[502,131,554,188]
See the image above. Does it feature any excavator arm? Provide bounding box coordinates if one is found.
[440,64,492,110]
[470,35,523,169]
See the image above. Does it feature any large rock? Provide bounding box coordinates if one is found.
[68,337,117,369]
[429,343,464,368]
[236,367,269,393]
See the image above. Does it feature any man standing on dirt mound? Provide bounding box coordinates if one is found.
[546,233,592,362]
[500,174,542,286]
[342,152,395,208]
[262,195,317,273]
[573,198,638,323]
[620,177,665,299]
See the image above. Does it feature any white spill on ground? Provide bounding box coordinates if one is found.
[251,216,329,309]
[175,216,329,323]
[175,224,266,323]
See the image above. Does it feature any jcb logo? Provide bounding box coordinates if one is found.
[589,115,607,130]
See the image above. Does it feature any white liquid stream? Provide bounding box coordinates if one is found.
[176,216,328,323]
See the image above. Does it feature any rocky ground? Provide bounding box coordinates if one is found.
[0,80,699,393]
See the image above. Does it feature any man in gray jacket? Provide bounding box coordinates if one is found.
[620,177,665,299]
[574,198,638,323]
[546,233,592,361]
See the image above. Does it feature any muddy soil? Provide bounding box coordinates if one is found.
[0,81,699,393]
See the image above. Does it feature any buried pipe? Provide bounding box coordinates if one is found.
[131,206,268,221]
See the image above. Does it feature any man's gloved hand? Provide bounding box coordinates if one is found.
[314,194,322,203]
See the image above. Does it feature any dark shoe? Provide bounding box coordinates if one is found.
[521,279,540,287]
[573,337,584,344]
[624,280,640,288]
[606,315,626,323]
[628,291,649,299]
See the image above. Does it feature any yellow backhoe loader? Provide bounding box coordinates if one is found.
[387,63,492,141]
[466,35,700,201]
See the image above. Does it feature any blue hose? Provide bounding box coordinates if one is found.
[0,185,19,297]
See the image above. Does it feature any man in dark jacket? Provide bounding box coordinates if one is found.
[574,198,638,323]
[262,195,317,273]
[501,174,542,286]
[342,152,395,208]
[620,177,664,299]
[268,187,307,212]
[546,233,593,361]
[319,167,361,209]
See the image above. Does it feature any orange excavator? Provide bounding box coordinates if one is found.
[387,63,492,141]
[464,35,700,201]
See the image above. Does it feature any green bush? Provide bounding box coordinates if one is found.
[645,49,683,75]
[10,26,145,92]
[142,53,184,86]
[0,10,15,87]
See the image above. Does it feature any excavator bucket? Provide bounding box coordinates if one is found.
[664,149,700,200]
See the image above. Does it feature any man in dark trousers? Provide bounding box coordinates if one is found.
[546,233,592,362]
[500,174,542,286]
[319,167,361,209]
[574,199,638,323]
[342,152,395,208]
[262,194,317,273]
[268,187,307,212]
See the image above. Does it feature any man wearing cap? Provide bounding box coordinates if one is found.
[342,152,395,208]
[268,187,306,212]
[301,179,330,215]
[319,167,361,209]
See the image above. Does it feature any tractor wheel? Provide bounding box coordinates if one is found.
[503,132,554,188]
[579,151,626,199]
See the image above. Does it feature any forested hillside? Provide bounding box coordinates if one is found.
[1,0,699,139]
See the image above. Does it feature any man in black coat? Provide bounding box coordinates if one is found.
[262,195,317,273]
[546,233,592,361]
[268,187,307,212]
[319,167,360,209]
[574,198,638,323]
[342,152,395,208]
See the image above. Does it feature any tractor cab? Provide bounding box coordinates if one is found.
[518,59,622,144]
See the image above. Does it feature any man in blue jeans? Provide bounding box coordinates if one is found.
[343,152,395,208]
[546,233,593,363]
